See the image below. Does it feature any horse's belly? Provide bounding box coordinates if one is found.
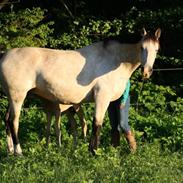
[35,80,93,104]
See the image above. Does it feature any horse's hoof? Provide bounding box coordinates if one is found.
[7,148,14,155]
[7,151,14,156]
[14,144,23,156]
[14,151,23,156]
[88,147,96,155]
[88,143,96,155]
[91,149,96,156]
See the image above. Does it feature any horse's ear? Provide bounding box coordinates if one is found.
[155,28,161,40]
[141,28,147,36]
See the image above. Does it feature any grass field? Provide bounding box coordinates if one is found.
[1,140,183,183]
[0,104,183,183]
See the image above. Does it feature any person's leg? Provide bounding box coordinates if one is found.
[119,96,137,152]
[119,96,131,132]
[108,100,120,147]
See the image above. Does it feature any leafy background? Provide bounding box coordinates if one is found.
[0,0,183,182]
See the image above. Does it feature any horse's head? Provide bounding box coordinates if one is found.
[140,28,161,79]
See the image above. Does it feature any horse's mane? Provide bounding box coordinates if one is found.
[102,33,142,48]
[102,31,159,48]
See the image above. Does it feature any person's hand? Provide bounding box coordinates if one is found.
[119,104,125,109]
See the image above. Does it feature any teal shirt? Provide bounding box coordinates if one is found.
[120,80,130,105]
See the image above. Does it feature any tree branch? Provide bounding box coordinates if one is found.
[59,0,74,18]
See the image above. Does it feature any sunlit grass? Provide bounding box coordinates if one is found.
[0,105,183,183]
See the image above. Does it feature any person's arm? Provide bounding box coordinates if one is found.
[119,80,130,108]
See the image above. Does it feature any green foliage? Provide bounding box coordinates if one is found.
[129,80,183,150]
[158,55,183,65]
[0,7,54,49]
[50,18,123,49]
[123,6,183,31]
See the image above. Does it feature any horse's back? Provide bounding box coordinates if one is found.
[0,43,125,103]
[0,47,98,103]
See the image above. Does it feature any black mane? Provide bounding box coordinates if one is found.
[103,33,142,48]
[103,31,159,48]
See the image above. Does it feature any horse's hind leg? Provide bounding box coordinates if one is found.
[66,109,78,147]
[76,107,87,139]
[8,92,27,155]
[5,105,14,154]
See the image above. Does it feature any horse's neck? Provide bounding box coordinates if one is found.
[78,41,141,78]
[106,43,141,101]
[112,42,141,77]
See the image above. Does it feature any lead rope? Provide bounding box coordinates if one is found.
[135,77,145,112]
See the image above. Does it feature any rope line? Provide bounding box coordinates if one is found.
[14,101,183,111]
[135,78,145,112]
[153,68,183,71]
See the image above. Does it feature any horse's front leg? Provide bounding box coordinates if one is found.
[46,111,52,147]
[89,90,110,154]
[54,105,61,147]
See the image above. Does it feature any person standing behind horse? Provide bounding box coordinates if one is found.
[108,79,137,152]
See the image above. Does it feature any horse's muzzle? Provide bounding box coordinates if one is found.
[143,66,153,79]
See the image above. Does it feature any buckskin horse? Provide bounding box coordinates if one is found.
[0,28,161,155]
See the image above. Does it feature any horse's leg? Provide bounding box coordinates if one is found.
[89,90,110,154]
[54,104,61,147]
[5,105,14,154]
[46,110,52,147]
[8,92,26,155]
[76,107,87,139]
[66,109,78,147]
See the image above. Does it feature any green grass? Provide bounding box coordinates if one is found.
[0,105,183,183]
[0,136,183,183]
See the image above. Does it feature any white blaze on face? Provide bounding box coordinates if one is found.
[141,39,159,79]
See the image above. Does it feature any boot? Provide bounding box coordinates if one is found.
[111,130,120,147]
[124,131,137,152]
